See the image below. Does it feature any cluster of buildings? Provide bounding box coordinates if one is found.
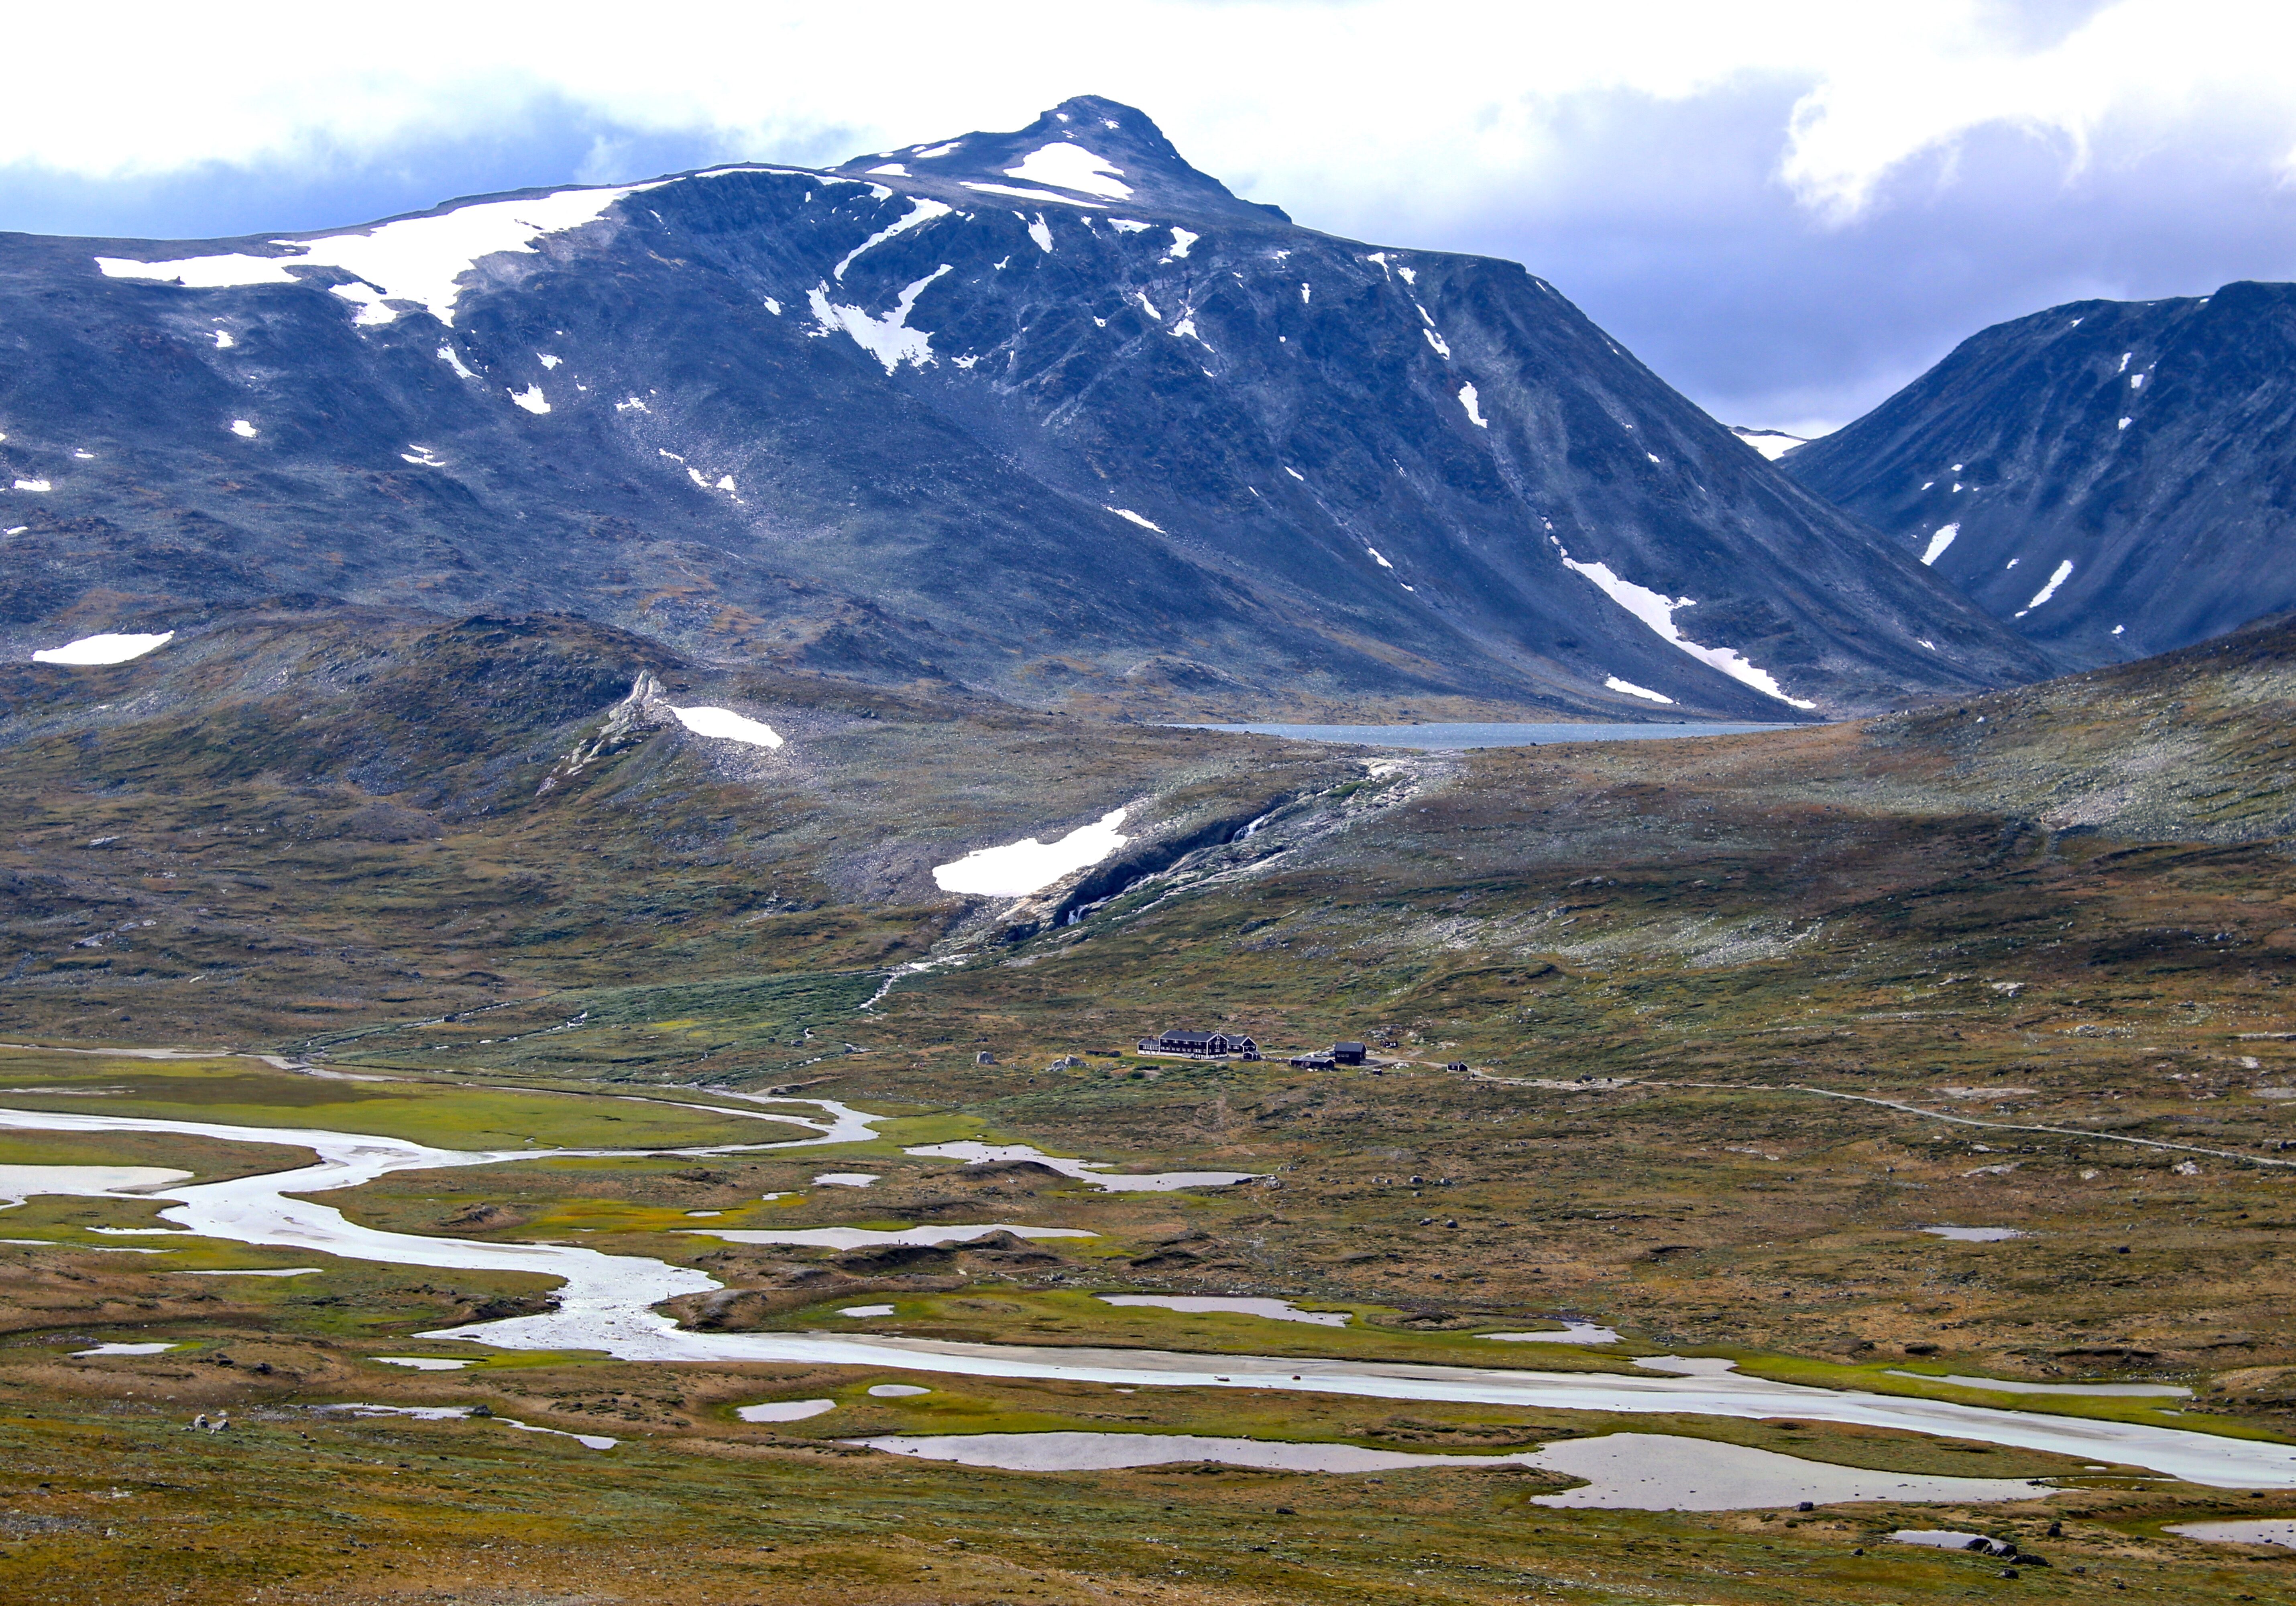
[1134,1028,1366,1069]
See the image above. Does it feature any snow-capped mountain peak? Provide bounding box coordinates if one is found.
[831,96,1291,223]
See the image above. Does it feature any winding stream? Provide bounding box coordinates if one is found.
[6,1102,2294,1490]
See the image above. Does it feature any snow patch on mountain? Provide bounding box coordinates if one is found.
[671,707,783,748]
[2015,559,2074,618]
[810,266,953,373]
[1605,676,1674,704]
[1558,548,1817,710]
[1421,321,1451,359]
[1730,426,1809,461]
[1005,143,1132,200]
[833,198,952,281]
[1921,524,1959,565]
[330,282,397,326]
[95,183,660,326]
[1458,383,1488,428]
[33,631,173,666]
[933,808,1130,897]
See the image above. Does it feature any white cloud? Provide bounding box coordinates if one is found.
[1777,2,2296,220]
[2,2,2286,238]
[8,2,2291,434]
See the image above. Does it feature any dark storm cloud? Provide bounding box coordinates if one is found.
[1270,80,2296,434]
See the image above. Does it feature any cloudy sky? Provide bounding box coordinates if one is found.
[8,0,2293,434]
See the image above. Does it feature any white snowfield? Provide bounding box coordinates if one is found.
[30,631,174,666]
[1004,143,1132,200]
[833,198,952,281]
[95,184,662,326]
[1921,523,1960,565]
[669,705,783,749]
[1,1103,2290,1490]
[931,807,1129,897]
[845,1428,2051,1510]
[1557,546,1817,710]
[1604,676,1673,704]
[1730,427,1808,461]
[810,265,953,373]
[2017,559,2074,618]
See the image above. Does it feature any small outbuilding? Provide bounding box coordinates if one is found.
[1331,1042,1366,1066]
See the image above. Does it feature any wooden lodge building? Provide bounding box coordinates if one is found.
[1138,1028,1260,1060]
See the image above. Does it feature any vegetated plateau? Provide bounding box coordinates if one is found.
[7,598,2296,1603]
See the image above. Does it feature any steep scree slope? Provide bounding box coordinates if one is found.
[1785,280,2296,668]
[0,96,2042,719]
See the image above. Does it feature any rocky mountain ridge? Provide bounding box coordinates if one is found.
[1785,279,2296,668]
[0,96,2047,719]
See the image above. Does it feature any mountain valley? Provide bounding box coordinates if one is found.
[7,595,2296,1601]
[8,94,2296,1606]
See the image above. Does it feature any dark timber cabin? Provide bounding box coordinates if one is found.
[1332,1042,1367,1066]
[1139,1028,1260,1060]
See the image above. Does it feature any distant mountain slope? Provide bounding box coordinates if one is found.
[0,96,2044,719]
[1784,281,2296,667]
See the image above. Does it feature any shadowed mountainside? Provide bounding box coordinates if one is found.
[0,96,2044,721]
[1785,280,2296,668]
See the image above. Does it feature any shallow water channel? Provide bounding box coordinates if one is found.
[4,1102,2290,1490]
[1187,721,1803,750]
[847,1429,2048,1510]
